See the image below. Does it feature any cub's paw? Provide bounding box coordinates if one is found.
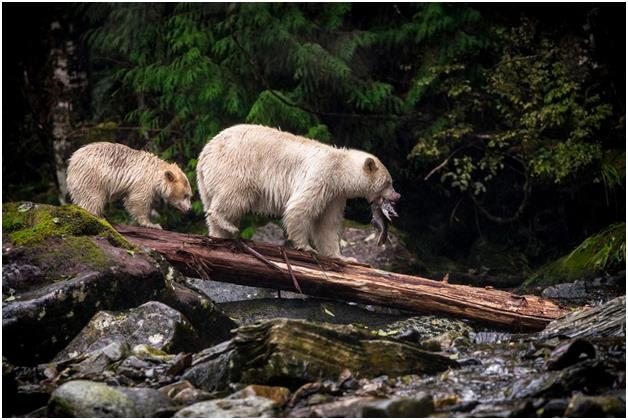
[142,222,162,230]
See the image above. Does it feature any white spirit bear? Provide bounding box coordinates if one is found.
[197,124,400,258]
[67,142,192,229]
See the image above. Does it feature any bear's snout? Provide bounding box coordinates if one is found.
[387,190,401,203]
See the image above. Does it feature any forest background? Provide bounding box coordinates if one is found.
[3,2,625,287]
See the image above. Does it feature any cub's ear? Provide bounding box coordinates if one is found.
[363,157,378,174]
[165,170,176,182]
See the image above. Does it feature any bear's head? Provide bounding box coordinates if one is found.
[361,156,401,205]
[162,164,193,213]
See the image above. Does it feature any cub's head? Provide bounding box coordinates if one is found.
[162,164,193,213]
[362,156,401,205]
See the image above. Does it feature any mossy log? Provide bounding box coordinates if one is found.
[116,225,568,331]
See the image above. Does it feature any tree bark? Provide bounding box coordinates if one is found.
[48,17,88,204]
[115,224,568,331]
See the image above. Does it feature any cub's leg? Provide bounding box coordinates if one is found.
[124,191,161,229]
[311,197,345,258]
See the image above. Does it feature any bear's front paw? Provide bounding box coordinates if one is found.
[296,244,317,254]
[341,256,359,263]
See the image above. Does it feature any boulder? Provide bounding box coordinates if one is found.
[48,380,173,417]
[48,380,138,417]
[55,302,199,361]
[173,396,277,418]
[2,202,235,365]
[184,318,458,391]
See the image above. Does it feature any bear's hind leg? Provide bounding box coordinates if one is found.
[206,202,241,238]
[72,192,107,218]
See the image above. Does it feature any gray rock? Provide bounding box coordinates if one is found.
[564,393,626,417]
[48,380,138,417]
[173,396,277,418]
[361,392,435,417]
[340,225,418,273]
[119,387,174,417]
[251,222,286,246]
[541,280,588,300]
[54,301,199,360]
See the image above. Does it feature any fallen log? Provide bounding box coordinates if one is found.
[115,224,568,331]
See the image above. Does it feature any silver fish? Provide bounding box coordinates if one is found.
[371,199,398,245]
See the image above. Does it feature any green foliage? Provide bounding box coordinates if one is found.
[524,223,626,287]
[410,19,618,205]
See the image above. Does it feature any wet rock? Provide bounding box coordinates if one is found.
[118,386,174,417]
[158,262,238,347]
[48,380,138,417]
[541,280,588,300]
[375,315,473,348]
[182,341,234,393]
[544,339,596,370]
[54,301,199,360]
[539,398,568,417]
[230,384,291,406]
[173,396,277,418]
[219,297,407,327]
[185,318,458,392]
[160,380,213,405]
[564,393,626,417]
[288,396,376,417]
[185,278,280,303]
[538,296,626,339]
[341,225,419,272]
[361,392,435,417]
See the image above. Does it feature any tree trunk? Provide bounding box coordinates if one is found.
[48,17,88,204]
[115,224,568,331]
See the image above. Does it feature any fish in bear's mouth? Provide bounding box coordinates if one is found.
[370,199,399,246]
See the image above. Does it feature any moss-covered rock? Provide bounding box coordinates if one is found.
[523,223,625,288]
[3,201,130,248]
[2,202,234,365]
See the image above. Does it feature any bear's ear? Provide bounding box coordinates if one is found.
[165,170,176,183]
[363,157,378,174]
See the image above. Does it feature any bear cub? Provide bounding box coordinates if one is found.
[67,142,192,229]
[196,124,400,259]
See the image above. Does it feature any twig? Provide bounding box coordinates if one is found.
[282,247,304,296]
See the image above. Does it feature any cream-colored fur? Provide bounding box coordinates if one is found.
[197,124,400,258]
[67,142,192,229]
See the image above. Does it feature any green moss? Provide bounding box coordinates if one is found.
[3,202,131,249]
[41,236,112,273]
[524,223,626,288]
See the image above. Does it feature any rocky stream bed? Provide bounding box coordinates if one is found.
[2,202,626,417]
